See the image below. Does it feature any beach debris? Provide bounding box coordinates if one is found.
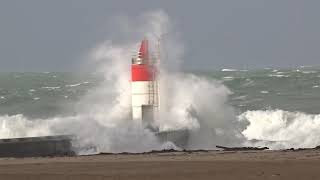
[216,145,269,151]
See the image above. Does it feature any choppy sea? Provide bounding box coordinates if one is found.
[202,67,320,114]
[2,68,318,118]
[1,68,320,117]
[1,67,320,151]
[0,72,102,119]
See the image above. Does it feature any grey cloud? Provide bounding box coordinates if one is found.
[0,0,319,71]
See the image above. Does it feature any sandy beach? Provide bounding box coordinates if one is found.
[0,149,320,180]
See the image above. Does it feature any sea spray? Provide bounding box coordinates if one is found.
[239,109,320,149]
[157,73,243,149]
[0,10,242,153]
[0,114,51,139]
[74,10,242,151]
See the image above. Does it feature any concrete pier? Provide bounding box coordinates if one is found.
[0,135,75,158]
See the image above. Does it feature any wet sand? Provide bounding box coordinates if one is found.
[0,149,320,180]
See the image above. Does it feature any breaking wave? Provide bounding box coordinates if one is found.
[240,109,320,149]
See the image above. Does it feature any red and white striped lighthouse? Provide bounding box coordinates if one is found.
[131,39,159,126]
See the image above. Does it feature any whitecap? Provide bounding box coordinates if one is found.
[268,74,289,78]
[301,71,317,74]
[232,95,247,100]
[300,65,313,68]
[66,83,82,87]
[41,86,61,90]
[223,76,234,80]
[160,141,181,151]
[239,109,320,149]
[221,69,238,72]
[238,104,246,107]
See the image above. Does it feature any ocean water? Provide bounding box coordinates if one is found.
[197,67,320,114]
[0,67,320,152]
[0,72,102,119]
[1,68,319,119]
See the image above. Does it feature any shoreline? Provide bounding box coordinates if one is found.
[0,149,320,180]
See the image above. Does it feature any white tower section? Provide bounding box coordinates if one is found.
[131,39,159,127]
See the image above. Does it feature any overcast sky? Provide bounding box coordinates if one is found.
[0,0,319,71]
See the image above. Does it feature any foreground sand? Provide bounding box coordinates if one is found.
[0,149,320,180]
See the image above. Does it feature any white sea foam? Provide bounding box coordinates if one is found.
[268,74,289,78]
[0,115,51,139]
[301,71,317,74]
[221,69,238,72]
[66,83,82,87]
[232,95,247,100]
[223,76,234,80]
[260,91,269,94]
[238,104,246,107]
[41,86,61,90]
[239,110,320,149]
[300,65,313,68]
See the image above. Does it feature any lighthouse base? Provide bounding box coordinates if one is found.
[155,129,190,149]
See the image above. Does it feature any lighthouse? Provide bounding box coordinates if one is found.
[131,39,159,127]
[131,39,189,148]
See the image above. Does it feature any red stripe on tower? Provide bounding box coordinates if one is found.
[131,39,155,81]
[132,65,155,81]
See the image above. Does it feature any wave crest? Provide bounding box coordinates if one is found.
[240,109,320,149]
